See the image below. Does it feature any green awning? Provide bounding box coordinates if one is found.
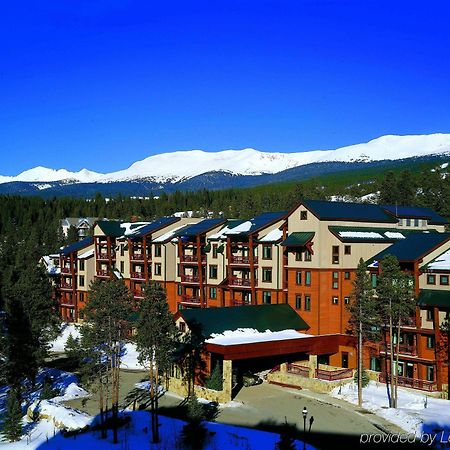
[204,244,211,253]
[217,244,224,253]
[281,232,315,247]
[417,289,450,308]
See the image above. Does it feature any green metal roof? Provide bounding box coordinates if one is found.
[328,226,436,243]
[96,220,124,237]
[417,289,450,308]
[367,232,450,264]
[281,232,315,247]
[179,304,309,338]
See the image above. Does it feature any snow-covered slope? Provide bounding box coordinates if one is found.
[1,133,450,184]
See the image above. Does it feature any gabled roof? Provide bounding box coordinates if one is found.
[367,233,450,264]
[174,218,226,239]
[226,211,287,239]
[60,236,94,256]
[421,248,450,272]
[281,232,315,247]
[417,289,450,308]
[176,304,309,338]
[96,220,124,237]
[125,217,180,239]
[382,205,448,225]
[208,220,247,240]
[302,200,396,223]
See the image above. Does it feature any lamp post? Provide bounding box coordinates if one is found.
[302,406,308,434]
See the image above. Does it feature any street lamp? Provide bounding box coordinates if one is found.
[302,406,308,434]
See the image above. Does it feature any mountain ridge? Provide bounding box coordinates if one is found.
[2,133,450,185]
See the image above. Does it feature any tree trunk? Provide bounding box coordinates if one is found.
[448,331,450,400]
[150,359,156,443]
[154,363,160,443]
[389,310,395,408]
[99,382,107,439]
[394,320,401,409]
[358,319,363,408]
[383,327,392,407]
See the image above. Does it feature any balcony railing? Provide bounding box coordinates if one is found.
[96,270,110,277]
[60,282,74,290]
[229,277,254,287]
[316,368,353,382]
[380,343,417,356]
[61,267,72,274]
[380,373,438,392]
[180,254,206,263]
[130,254,146,261]
[180,295,202,305]
[60,298,75,306]
[180,274,200,283]
[287,363,310,378]
[230,255,258,265]
[130,272,146,280]
[232,300,252,306]
[97,252,109,260]
[133,290,144,299]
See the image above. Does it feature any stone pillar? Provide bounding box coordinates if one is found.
[222,359,233,402]
[280,363,288,373]
[309,355,317,379]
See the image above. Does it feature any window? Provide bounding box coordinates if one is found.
[154,263,162,276]
[154,245,162,257]
[79,275,85,287]
[304,295,311,311]
[209,287,217,299]
[262,245,272,260]
[332,246,339,264]
[426,365,435,382]
[295,294,301,310]
[263,291,272,304]
[179,322,186,333]
[414,218,420,227]
[262,268,272,282]
[427,335,435,349]
[295,251,302,261]
[427,274,436,285]
[296,271,302,285]
[304,249,312,261]
[79,292,85,303]
[209,265,218,279]
[305,271,311,286]
[212,244,218,258]
[79,260,85,271]
[344,271,351,280]
[300,210,308,220]
[406,218,411,227]
[440,275,449,286]
[332,296,339,305]
[344,245,351,255]
[426,310,433,321]
[344,296,350,305]
[178,284,183,296]
[120,261,124,273]
[371,273,378,288]
[332,271,339,289]
[370,357,381,372]
[120,244,125,257]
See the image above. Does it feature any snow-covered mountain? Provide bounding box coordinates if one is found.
[2,133,450,185]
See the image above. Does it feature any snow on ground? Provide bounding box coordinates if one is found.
[331,381,450,438]
[0,410,316,449]
[120,343,145,370]
[205,328,312,346]
[50,324,81,353]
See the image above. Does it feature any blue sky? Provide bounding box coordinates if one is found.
[1,0,449,174]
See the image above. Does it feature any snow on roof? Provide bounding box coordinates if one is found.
[120,221,150,236]
[339,231,385,239]
[205,328,312,346]
[209,225,234,240]
[259,228,283,242]
[153,223,194,243]
[42,255,61,275]
[225,221,252,234]
[78,248,95,259]
[427,249,450,271]
[384,231,406,239]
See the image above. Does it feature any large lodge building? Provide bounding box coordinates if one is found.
[44,200,450,395]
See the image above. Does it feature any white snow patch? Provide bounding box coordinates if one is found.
[78,248,95,259]
[50,324,81,353]
[206,328,312,346]
[339,231,384,239]
[426,249,450,271]
[384,231,406,239]
[224,220,252,234]
[259,228,283,242]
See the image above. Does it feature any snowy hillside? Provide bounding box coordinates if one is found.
[1,133,450,185]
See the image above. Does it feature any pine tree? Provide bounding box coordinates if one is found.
[181,394,207,450]
[347,258,379,407]
[81,279,132,444]
[135,282,179,443]
[205,362,223,391]
[66,225,80,244]
[2,387,23,442]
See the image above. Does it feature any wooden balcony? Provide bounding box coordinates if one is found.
[180,254,207,264]
[130,254,147,261]
[130,272,146,280]
[230,255,258,265]
[380,373,438,392]
[60,297,75,306]
[96,269,110,278]
[229,277,255,287]
[180,274,200,284]
[180,295,202,305]
[60,282,74,290]
[380,343,417,356]
[61,267,72,274]
[97,252,109,260]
